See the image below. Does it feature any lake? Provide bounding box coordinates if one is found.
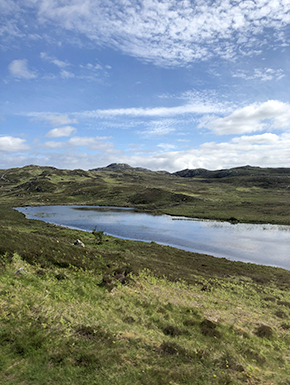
[16,205,290,270]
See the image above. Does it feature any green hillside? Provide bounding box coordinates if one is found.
[1,163,290,224]
[1,164,290,384]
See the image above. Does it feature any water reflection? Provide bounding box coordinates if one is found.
[16,205,290,270]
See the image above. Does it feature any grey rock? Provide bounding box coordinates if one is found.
[73,239,85,247]
[14,267,28,275]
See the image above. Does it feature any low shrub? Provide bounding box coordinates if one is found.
[254,324,273,338]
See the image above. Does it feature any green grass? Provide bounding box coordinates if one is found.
[1,252,290,384]
[1,164,290,383]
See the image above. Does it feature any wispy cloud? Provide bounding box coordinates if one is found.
[46,126,76,138]
[138,119,177,136]
[44,141,64,149]
[39,54,105,80]
[60,70,75,79]
[8,59,37,79]
[27,113,78,126]
[157,143,176,151]
[77,102,226,119]
[4,0,290,67]
[68,136,118,152]
[80,63,103,71]
[232,68,285,81]
[40,52,69,68]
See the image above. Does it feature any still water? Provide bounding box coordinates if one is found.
[16,205,290,270]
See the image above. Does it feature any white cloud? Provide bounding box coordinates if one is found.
[0,1,23,45]
[27,113,78,126]
[0,136,30,152]
[40,52,69,68]
[157,143,176,151]
[8,59,37,79]
[2,131,290,172]
[232,68,285,81]
[43,131,290,172]
[27,0,290,66]
[46,126,76,138]
[123,132,290,172]
[2,0,289,67]
[202,100,290,135]
[231,133,279,145]
[60,70,75,79]
[138,119,177,136]
[40,53,103,80]
[44,141,64,148]
[68,136,117,152]
[80,63,103,71]
[78,102,226,119]
[0,0,18,15]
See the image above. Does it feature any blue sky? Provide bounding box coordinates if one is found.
[1,0,290,172]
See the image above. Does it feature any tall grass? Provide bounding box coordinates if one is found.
[1,251,290,384]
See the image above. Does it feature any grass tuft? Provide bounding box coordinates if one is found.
[254,324,273,338]
[200,319,222,338]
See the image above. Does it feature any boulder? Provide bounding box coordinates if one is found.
[14,267,28,276]
[73,239,85,247]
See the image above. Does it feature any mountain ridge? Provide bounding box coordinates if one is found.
[1,162,290,225]
[2,163,290,177]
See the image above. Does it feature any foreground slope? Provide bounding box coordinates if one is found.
[2,252,290,385]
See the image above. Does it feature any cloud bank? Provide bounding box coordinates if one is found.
[2,129,290,172]
[204,100,290,135]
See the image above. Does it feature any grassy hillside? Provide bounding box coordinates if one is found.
[1,164,290,384]
[1,163,290,224]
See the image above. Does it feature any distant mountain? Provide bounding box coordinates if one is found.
[2,163,290,178]
[89,163,151,173]
[173,165,290,178]
[89,163,290,178]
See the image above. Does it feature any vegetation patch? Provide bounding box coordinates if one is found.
[200,319,222,338]
[254,324,273,338]
[161,324,190,337]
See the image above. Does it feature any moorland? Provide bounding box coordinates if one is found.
[1,163,290,384]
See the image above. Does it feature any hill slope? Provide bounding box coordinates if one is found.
[1,164,290,224]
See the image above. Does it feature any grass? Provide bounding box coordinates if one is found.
[1,253,290,384]
[1,164,290,383]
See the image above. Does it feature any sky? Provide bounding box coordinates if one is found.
[1,0,290,172]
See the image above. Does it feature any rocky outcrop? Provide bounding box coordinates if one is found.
[173,168,208,178]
